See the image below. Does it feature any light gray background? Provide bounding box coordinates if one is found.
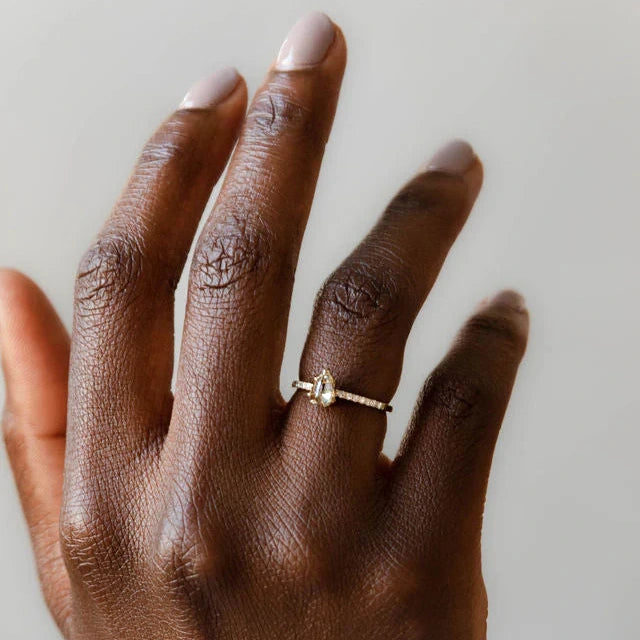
[1,0,638,637]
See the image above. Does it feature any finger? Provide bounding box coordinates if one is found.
[66,69,247,493]
[0,269,72,633]
[286,141,483,490]
[171,13,346,458]
[389,291,529,557]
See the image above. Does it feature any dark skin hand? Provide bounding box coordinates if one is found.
[0,12,528,640]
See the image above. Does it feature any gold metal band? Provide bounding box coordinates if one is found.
[291,369,392,413]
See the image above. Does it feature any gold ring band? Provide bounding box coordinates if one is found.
[292,369,392,413]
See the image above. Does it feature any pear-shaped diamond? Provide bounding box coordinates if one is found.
[309,369,336,408]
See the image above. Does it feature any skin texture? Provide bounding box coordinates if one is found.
[0,14,528,640]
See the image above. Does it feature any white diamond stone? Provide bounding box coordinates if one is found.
[310,369,336,408]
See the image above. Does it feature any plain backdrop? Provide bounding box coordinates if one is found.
[1,0,639,638]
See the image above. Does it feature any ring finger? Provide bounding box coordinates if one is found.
[285,140,483,492]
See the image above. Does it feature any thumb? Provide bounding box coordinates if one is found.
[0,268,72,633]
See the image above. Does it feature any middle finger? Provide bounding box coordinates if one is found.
[169,13,347,465]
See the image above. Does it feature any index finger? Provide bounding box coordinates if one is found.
[65,69,247,518]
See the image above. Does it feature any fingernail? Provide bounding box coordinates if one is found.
[179,67,241,109]
[421,140,477,175]
[275,11,335,71]
[490,290,527,313]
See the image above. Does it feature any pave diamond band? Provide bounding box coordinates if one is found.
[292,369,392,413]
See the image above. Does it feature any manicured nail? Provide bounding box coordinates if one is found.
[179,67,241,109]
[275,11,335,71]
[490,290,527,312]
[475,290,527,314]
[422,140,477,175]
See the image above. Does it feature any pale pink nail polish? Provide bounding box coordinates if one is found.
[490,290,527,312]
[422,140,477,175]
[179,67,241,109]
[275,12,335,71]
[475,290,527,315]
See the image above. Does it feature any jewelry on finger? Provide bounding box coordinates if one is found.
[291,369,392,413]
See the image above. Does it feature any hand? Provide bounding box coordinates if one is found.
[1,12,528,640]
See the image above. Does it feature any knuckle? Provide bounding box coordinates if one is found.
[467,310,528,354]
[387,174,469,233]
[75,234,146,314]
[59,505,109,569]
[315,263,404,332]
[151,504,226,595]
[139,112,205,176]
[189,215,275,305]
[260,494,344,592]
[258,497,339,592]
[356,557,439,627]
[376,560,426,604]
[247,89,321,145]
[423,369,483,425]
[59,489,134,578]
[272,529,336,591]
